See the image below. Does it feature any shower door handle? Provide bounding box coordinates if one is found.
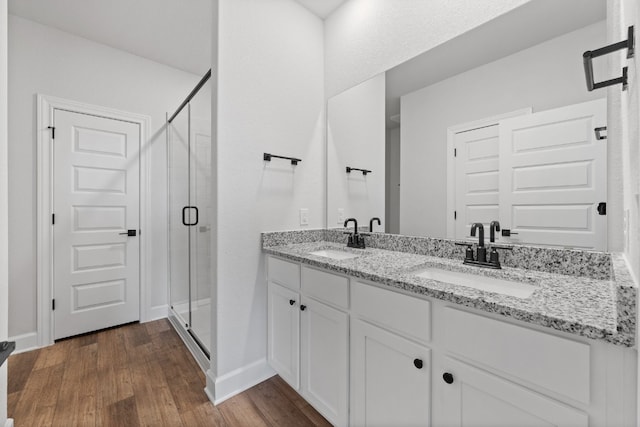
[182,206,199,226]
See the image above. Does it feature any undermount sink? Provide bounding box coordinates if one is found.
[414,267,536,299]
[309,249,361,261]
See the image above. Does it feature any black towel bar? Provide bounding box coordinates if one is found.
[346,166,372,176]
[263,153,301,165]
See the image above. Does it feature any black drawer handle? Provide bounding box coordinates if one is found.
[289,299,296,306]
[413,359,423,369]
[300,305,307,311]
[443,372,454,384]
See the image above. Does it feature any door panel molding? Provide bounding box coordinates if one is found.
[446,108,532,239]
[37,94,151,347]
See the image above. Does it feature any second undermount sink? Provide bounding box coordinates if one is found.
[414,267,536,299]
[309,249,361,261]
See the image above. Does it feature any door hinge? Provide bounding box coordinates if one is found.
[454,211,457,220]
[597,202,607,215]
[47,126,55,139]
[52,213,55,225]
[52,299,55,311]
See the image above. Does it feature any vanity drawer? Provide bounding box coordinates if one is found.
[268,256,300,290]
[351,281,431,343]
[443,307,590,404]
[301,266,349,309]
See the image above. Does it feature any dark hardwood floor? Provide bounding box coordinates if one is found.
[8,319,331,427]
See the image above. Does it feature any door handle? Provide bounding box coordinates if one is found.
[182,206,199,226]
[119,229,137,237]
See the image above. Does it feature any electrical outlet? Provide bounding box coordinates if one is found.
[337,208,345,224]
[300,208,309,226]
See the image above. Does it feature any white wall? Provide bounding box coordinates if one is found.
[400,22,607,238]
[327,73,385,229]
[610,0,639,281]
[8,16,202,342]
[324,0,532,98]
[0,0,9,423]
[209,0,324,402]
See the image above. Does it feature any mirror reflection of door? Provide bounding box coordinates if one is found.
[452,99,606,251]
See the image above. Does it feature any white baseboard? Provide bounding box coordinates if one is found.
[9,332,38,354]
[5,418,14,427]
[205,358,275,405]
[144,304,169,322]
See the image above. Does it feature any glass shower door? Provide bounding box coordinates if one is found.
[168,108,192,331]
[168,79,212,358]
[188,83,212,353]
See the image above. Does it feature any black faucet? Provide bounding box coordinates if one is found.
[470,223,486,263]
[456,221,512,269]
[344,218,365,249]
[489,221,500,243]
[369,217,381,233]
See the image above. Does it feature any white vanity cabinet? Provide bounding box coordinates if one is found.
[266,255,636,427]
[350,280,432,426]
[434,357,588,427]
[267,256,349,426]
[350,319,431,426]
[267,257,301,389]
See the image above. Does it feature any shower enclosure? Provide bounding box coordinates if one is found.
[167,70,212,369]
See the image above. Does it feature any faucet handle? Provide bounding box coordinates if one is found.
[490,244,513,250]
[455,242,475,262]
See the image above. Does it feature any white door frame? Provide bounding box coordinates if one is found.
[445,108,532,239]
[36,94,151,347]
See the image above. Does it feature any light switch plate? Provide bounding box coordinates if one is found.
[337,208,345,224]
[300,208,309,226]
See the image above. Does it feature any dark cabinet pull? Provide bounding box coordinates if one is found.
[300,305,307,311]
[413,359,423,369]
[443,372,454,384]
[119,229,137,237]
[289,299,296,306]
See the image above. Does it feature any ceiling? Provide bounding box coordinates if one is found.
[8,0,346,77]
[294,0,348,18]
[385,0,607,128]
[8,0,213,76]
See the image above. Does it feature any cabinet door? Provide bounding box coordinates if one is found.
[267,281,300,389]
[351,319,431,427]
[433,357,589,427]
[300,297,349,426]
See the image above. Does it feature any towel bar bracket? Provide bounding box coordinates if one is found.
[583,26,634,91]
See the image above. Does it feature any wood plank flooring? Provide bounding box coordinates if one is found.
[8,319,331,427]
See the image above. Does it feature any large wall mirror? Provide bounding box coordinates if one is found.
[327,0,611,251]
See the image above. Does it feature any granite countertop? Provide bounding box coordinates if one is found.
[263,241,636,347]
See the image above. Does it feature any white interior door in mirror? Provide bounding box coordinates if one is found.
[327,74,386,229]
[499,98,606,250]
[53,109,140,340]
[454,125,500,240]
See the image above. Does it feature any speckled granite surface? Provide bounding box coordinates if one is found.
[263,230,611,279]
[262,237,637,347]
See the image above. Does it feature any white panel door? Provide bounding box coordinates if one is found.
[499,99,606,250]
[300,297,348,427]
[267,281,300,390]
[53,109,140,339]
[454,125,500,240]
[433,357,588,427]
[350,319,431,427]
